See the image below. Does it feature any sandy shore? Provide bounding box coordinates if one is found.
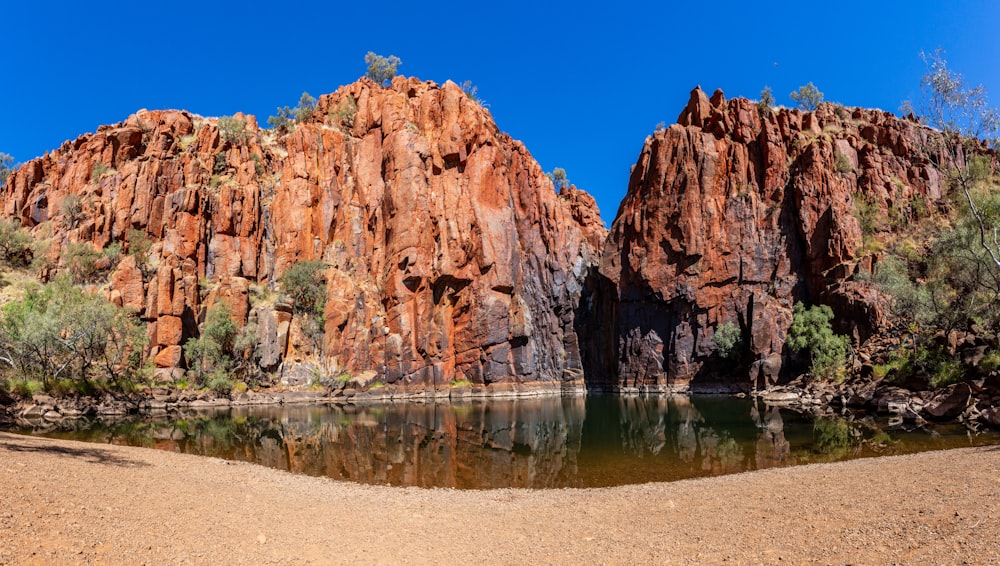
[1,432,999,565]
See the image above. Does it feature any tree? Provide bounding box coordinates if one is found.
[786,302,849,379]
[217,115,250,144]
[280,260,327,352]
[0,153,13,185]
[365,52,402,86]
[713,321,742,360]
[758,86,775,112]
[905,49,1000,272]
[546,167,569,190]
[267,92,317,130]
[0,278,147,392]
[790,82,824,111]
[0,219,32,267]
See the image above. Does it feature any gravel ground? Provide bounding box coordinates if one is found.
[1,431,999,565]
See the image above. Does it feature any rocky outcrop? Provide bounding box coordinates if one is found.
[585,87,949,392]
[0,77,606,392]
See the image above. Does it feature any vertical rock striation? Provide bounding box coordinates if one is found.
[586,87,948,392]
[0,77,606,393]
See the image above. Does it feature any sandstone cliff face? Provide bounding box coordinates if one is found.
[586,87,947,392]
[1,77,606,391]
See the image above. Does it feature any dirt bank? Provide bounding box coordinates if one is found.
[1,432,998,565]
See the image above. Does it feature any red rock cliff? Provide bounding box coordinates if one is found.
[0,77,607,393]
[584,87,949,392]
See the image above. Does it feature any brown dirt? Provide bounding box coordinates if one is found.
[1,431,999,565]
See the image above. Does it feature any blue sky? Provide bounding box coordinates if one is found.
[4,1,999,224]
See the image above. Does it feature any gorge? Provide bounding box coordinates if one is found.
[0,77,997,427]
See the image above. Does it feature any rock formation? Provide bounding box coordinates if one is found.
[0,77,606,393]
[584,87,949,392]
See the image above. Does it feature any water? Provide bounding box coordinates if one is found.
[6,395,997,489]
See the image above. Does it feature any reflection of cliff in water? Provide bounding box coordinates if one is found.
[145,398,587,489]
[133,396,795,488]
[19,395,996,489]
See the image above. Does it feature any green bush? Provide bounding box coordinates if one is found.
[91,162,110,184]
[0,277,148,393]
[365,52,402,86]
[62,242,102,283]
[786,302,850,379]
[834,151,853,173]
[758,86,775,112]
[280,260,327,351]
[184,300,259,387]
[330,96,357,128]
[213,152,228,175]
[546,168,569,190]
[713,321,742,360]
[217,115,249,144]
[280,260,327,318]
[0,219,33,267]
[790,82,824,111]
[126,229,152,273]
[0,152,13,186]
[185,301,238,379]
[267,92,317,130]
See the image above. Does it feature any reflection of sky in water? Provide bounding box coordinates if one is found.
[10,395,999,489]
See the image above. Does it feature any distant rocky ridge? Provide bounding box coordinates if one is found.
[0,80,971,399]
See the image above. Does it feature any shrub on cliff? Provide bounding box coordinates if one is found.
[365,52,401,86]
[217,115,249,144]
[713,322,743,361]
[546,168,569,190]
[0,277,147,394]
[280,260,327,352]
[281,260,327,318]
[758,86,775,112]
[790,82,824,111]
[267,92,317,130]
[61,242,120,284]
[0,219,33,268]
[0,152,13,186]
[786,302,849,380]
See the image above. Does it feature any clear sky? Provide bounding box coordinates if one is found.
[4,1,999,225]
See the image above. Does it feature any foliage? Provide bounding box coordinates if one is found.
[91,162,110,184]
[250,153,265,177]
[0,277,147,393]
[217,115,249,144]
[330,96,357,128]
[546,167,569,190]
[267,92,317,130]
[280,260,327,318]
[758,86,775,112]
[903,48,999,144]
[61,241,120,284]
[0,152,13,185]
[713,321,742,360]
[126,228,152,272]
[280,260,327,352]
[0,219,33,267]
[62,194,83,223]
[460,80,487,107]
[834,151,853,173]
[786,302,850,379]
[365,52,402,86]
[213,152,229,175]
[812,417,852,455]
[790,82,824,111]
